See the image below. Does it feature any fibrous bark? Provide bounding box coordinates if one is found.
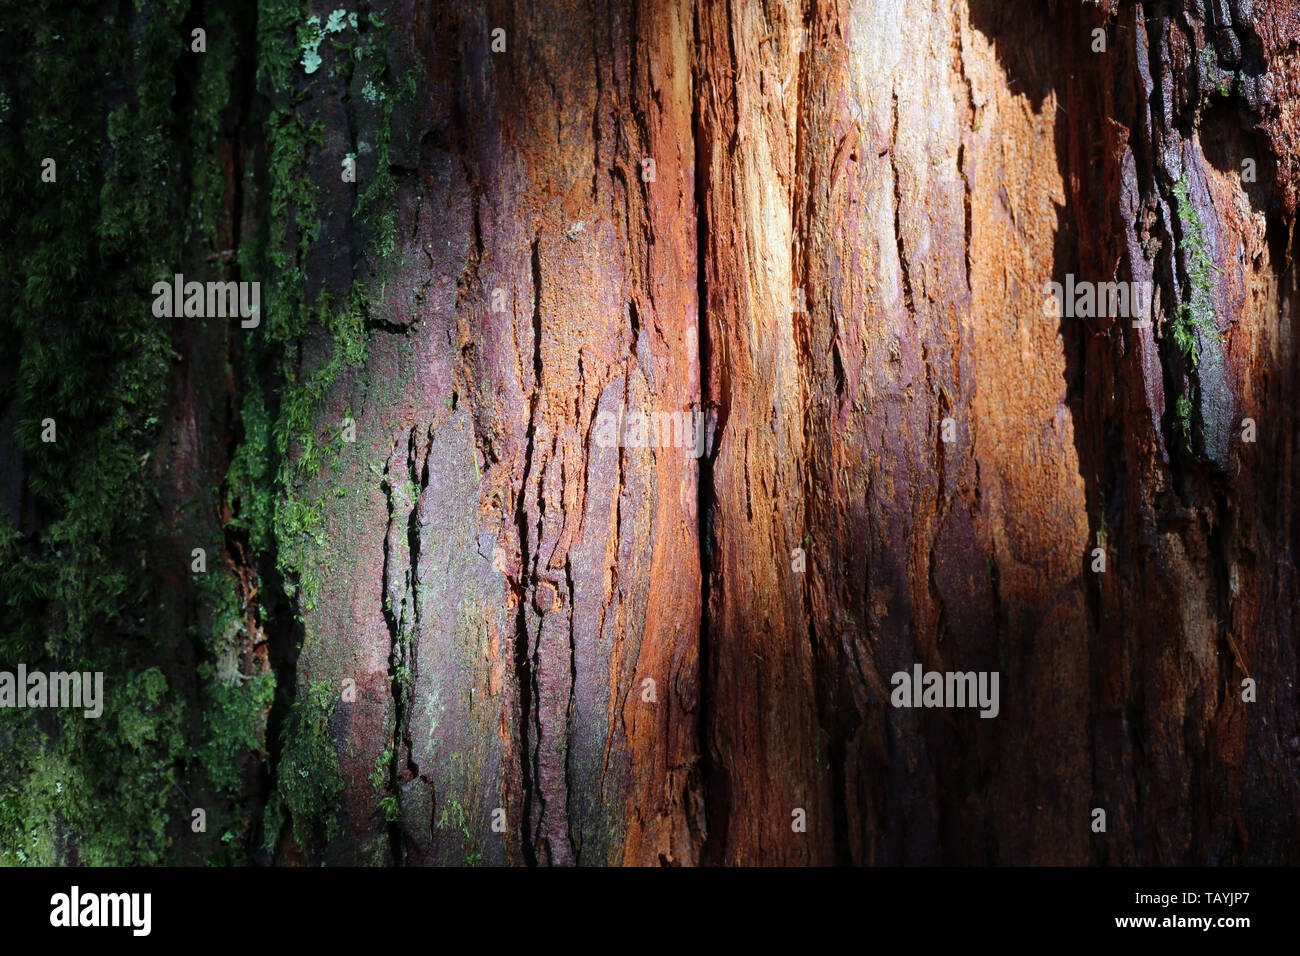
[2,0,1298,866]
[276,0,704,865]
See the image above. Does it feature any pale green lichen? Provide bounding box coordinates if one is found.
[299,15,324,73]
[300,8,351,74]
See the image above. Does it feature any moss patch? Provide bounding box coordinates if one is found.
[0,0,248,865]
[1171,172,1219,368]
[262,680,344,851]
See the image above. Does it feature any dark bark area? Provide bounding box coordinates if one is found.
[1057,0,1300,864]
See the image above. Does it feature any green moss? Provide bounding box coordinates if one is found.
[1175,394,1195,451]
[0,0,251,865]
[1171,173,1219,369]
[199,671,276,795]
[0,0,400,864]
[371,746,393,790]
[243,2,391,620]
[263,680,345,851]
[437,797,472,839]
[1165,172,1225,455]
[0,667,187,866]
[186,7,238,250]
[226,386,276,555]
[353,61,414,261]
[257,0,304,94]
[257,290,371,612]
[1202,45,1230,98]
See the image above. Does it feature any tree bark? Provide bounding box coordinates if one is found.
[284,0,704,865]
[2,0,1297,866]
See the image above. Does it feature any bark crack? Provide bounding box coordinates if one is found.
[693,0,721,863]
[888,87,915,316]
[379,425,432,862]
[511,232,546,865]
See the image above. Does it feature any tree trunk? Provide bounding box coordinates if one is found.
[1,0,1297,866]
[276,0,705,866]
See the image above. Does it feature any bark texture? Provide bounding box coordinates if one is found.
[697,0,1300,865]
[295,0,705,866]
[2,0,1298,866]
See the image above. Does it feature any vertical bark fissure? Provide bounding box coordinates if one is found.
[379,425,425,863]
[405,427,427,807]
[378,468,404,863]
[210,0,281,849]
[563,550,579,862]
[691,0,720,863]
[512,232,546,864]
[888,87,915,316]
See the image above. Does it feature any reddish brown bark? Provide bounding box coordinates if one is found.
[24,0,1292,866]
[281,0,703,865]
[264,0,1300,866]
[694,0,1300,865]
